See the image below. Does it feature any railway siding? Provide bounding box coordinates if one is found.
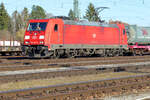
[0,72,142,91]
[1,74,150,100]
[0,61,150,76]
[0,56,150,99]
[0,61,150,84]
[0,56,150,72]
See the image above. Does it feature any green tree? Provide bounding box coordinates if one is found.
[16,29,25,42]
[11,10,24,40]
[12,10,19,33]
[30,5,46,19]
[84,3,100,22]
[46,13,53,18]
[0,2,10,30]
[16,13,23,30]
[68,9,75,20]
[7,17,13,33]
[21,7,29,28]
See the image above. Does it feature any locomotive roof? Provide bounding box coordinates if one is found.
[29,19,49,22]
[29,18,118,28]
[63,20,118,28]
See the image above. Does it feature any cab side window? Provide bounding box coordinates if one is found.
[123,29,126,35]
[125,26,129,36]
[54,24,58,32]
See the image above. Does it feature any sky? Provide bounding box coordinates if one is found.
[1,0,150,26]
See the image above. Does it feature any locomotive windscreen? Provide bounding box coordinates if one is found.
[27,22,47,31]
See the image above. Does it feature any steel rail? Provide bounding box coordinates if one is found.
[0,61,150,83]
[1,74,150,100]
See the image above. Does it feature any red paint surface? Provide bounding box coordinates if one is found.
[24,19,128,50]
[24,19,49,45]
[64,23,127,46]
[129,45,150,50]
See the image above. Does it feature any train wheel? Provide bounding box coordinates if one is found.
[119,49,124,56]
[53,50,61,59]
[105,49,113,57]
[114,52,119,56]
[139,49,143,56]
[66,50,76,58]
[67,52,75,58]
[29,52,34,57]
[133,49,142,56]
[1,53,6,56]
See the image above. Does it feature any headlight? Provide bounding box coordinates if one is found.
[25,36,30,39]
[25,41,29,44]
[39,35,44,39]
[40,41,44,44]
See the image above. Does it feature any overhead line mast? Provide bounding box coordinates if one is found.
[73,0,80,20]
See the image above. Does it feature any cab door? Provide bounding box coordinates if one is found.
[50,19,63,45]
[119,24,128,46]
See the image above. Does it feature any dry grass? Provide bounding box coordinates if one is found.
[0,72,146,91]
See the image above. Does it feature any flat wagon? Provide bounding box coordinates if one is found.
[0,40,22,56]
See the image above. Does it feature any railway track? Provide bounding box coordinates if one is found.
[1,56,150,71]
[0,56,150,99]
[0,61,150,84]
[1,74,150,100]
[1,55,150,65]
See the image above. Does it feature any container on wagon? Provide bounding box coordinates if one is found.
[126,25,150,45]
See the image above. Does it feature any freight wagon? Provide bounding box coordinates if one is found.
[126,25,150,55]
[0,40,22,56]
[22,17,128,58]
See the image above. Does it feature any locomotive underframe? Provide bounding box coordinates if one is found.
[22,45,49,57]
[129,48,150,56]
[0,46,22,56]
[23,44,128,58]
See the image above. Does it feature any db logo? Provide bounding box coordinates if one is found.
[93,33,96,38]
[142,29,148,36]
[32,36,37,39]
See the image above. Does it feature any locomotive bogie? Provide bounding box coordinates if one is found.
[22,45,49,57]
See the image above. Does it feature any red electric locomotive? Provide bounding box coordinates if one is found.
[23,17,128,58]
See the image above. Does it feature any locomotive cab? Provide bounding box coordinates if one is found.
[23,19,49,57]
[23,18,64,57]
